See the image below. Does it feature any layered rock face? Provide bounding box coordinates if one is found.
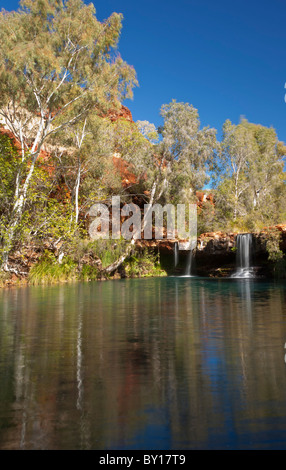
[138,225,286,277]
[194,226,286,276]
[106,105,133,123]
[197,225,286,254]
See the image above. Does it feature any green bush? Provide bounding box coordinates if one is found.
[86,239,129,268]
[29,251,78,284]
[124,249,166,278]
[265,229,286,278]
[80,264,99,281]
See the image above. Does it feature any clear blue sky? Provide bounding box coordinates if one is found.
[2,0,286,142]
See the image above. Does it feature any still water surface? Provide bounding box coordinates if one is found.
[0,277,286,449]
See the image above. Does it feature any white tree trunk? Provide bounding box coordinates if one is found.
[75,165,81,225]
[103,179,159,275]
[104,238,136,274]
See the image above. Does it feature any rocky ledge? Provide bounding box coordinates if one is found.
[138,224,286,277]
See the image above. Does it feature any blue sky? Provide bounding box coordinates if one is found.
[2,0,286,142]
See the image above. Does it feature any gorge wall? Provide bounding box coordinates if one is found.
[138,224,286,277]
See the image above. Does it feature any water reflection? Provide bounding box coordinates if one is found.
[0,278,286,449]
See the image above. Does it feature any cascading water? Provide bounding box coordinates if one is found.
[174,242,179,268]
[182,240,197,277]
[232,233,255,278]
[184,249,193,276]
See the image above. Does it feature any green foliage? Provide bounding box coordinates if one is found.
[0,0,137,116]
[0,0,137,269]
[80,264,98,281]
[89,238,130,268]
[28,250,77,284]
[136,121,159,144]
[0,1,285,280]
[0,270,10,287]
[27,242,166,283]
[0,134,19,259]
[265,229,286,278]
[123,249,166,278]
[111,118,155,197]
[158,100,218,197]
[266,230,283,262]
[0,133,20,206]
[197,200,216,234]
[217,118,286,226]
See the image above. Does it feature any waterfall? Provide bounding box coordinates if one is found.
[183,239,196,277]
[184,249,193,276]
[232,233,255,278]
[174,242,179,268]
[238,233,252,269]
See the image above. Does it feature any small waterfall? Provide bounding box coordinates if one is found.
[232,233,255,278]
[182,240,196,277]
[184,249,193,276]
[174,242,179,268]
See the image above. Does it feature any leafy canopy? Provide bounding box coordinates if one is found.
[0,0,137,143]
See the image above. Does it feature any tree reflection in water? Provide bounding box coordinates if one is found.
[0,278,286,449]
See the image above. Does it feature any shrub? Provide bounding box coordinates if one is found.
[29,251,78,284]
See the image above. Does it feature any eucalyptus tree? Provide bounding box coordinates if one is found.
[55,114,122,226]
[0,0,137,271]
[244,121,285,211]
[219,119,254,221]
[157,100,217,204]
[110,118,157,198]
[219,118,286,225]
[103,100,217,274]
[114,100,217,208]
